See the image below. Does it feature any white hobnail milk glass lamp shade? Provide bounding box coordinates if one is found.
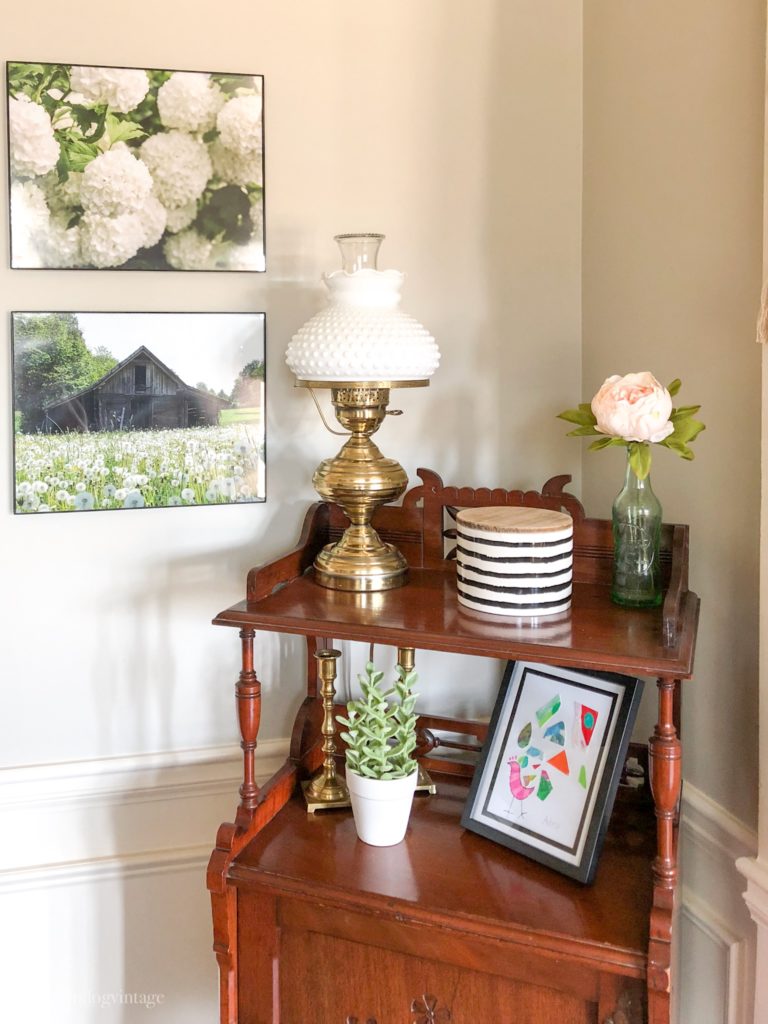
[286,233,440,382]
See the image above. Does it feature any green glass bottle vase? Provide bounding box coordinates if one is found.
[611,453,663,608]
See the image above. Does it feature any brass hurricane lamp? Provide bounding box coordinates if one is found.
[286,234,439,592]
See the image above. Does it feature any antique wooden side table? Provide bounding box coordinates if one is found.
[207,469,699,1024]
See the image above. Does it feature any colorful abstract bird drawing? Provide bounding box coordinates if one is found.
[507,756,537,817]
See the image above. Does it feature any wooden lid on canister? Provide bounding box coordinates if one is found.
[456,506,572,533]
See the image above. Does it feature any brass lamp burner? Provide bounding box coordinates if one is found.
[298,379,427,592]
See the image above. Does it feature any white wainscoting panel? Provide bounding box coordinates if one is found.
[680,783,757,1024]
[736,855,768,1024]
[0,740,288,1024]
[0,747,756,1023]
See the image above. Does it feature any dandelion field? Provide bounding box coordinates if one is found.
[14,424,265,513]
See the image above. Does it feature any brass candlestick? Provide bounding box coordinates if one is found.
[397,646,436,796]
[303,648,350,813]
[300,379,427,592]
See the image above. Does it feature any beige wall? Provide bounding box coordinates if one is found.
[0,6,583,1020]
[0,0,583,769]
[583,0,765,829]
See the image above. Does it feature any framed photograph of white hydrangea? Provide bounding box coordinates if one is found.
[12,311,267,514]
[6,62,265,271]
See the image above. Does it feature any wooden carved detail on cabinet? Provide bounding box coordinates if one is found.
[410,993,452,1023]
[602,987,644,1024]
[345,1017,377,1024]
[404,468,586,569]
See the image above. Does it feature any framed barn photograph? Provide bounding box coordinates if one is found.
[12,311,266,513]
[7,61,264,271]
[461,661,643,884]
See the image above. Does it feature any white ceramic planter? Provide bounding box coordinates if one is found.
[345,767,418,847]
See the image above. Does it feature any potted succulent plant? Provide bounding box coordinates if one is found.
[337,661,419,847]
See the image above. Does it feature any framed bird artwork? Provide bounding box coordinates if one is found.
[461,660,644,884]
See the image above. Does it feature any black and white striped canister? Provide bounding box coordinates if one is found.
[455,507,573,617]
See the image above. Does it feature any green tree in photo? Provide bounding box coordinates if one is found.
[13,313,118,432]
[230,359,265,407]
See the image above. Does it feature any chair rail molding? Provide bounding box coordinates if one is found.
[0,738,290,880]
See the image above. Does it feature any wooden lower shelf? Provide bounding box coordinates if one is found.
[229,772,654,976]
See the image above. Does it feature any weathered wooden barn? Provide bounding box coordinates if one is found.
[43,345,231,433]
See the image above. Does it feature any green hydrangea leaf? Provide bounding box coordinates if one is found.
[105,113,146,145]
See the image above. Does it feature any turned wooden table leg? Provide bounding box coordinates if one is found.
[236,628,261,824]
[647,676,682,1024]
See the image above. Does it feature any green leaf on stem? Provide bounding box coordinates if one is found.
[557,407,597,426]
[105,113,146,145]
[670,404,701,420]
[567,425,602,437]
[628,442,652,480]
[588,436,627,451]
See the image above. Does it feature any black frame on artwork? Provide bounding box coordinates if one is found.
[6,59,265,272]
[461,660,643,884]
[11,310,267,515]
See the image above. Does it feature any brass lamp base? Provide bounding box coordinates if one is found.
[298,379,427,592]
[314,526,408,592]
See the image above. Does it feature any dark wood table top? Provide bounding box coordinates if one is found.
[214,568,699,678]
[229,773,654,972]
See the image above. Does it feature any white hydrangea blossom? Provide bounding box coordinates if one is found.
[69,66,149,113]
[209,139,263,188]
[164,228,212,270]
[164,200,197,234]
[157,72,224,132]
[80,211,145,268]
[42,170,82,214]
[9,95,60,178]
[38,213,81,268]
[216,95,262,155]
[10,181,50,266]
[80,148,153,216]
[138,196,168,249]
[140,131,212,208]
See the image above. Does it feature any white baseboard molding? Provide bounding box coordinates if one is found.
[681,782,757,1024]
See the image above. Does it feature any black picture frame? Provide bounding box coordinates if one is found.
[461,660,643,884]
[7,60,265,271]
[11,310,266,514]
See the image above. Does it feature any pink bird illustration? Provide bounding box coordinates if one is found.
[507,756,536,817]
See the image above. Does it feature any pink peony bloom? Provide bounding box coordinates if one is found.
[591,371,674,443]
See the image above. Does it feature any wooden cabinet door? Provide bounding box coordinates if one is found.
[278,929,596,1024]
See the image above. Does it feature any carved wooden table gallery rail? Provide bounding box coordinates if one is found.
[207,469,699,1024]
